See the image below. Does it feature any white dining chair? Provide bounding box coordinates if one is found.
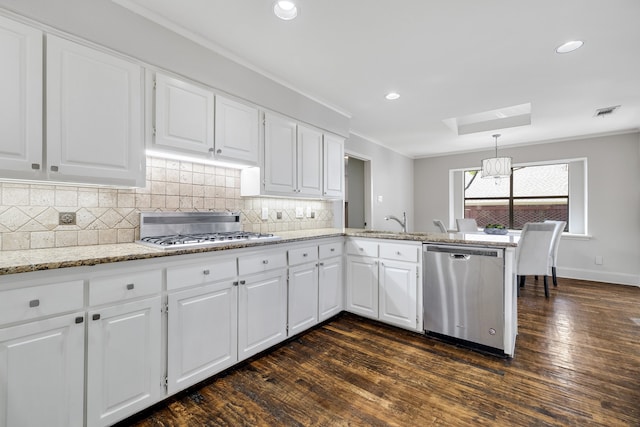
[544,220,566,287]
[456,218,478,232]
[433,219,448,233]
[517,222,556,298]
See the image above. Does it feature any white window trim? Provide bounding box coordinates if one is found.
[449,157,589,236]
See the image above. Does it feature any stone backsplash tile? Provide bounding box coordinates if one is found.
[0,156,336,250]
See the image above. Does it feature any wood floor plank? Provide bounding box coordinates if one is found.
[118,278,640,427]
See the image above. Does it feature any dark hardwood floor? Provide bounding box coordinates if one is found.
[119,278,640,426]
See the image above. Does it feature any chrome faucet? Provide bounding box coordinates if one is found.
[384,212,407,233]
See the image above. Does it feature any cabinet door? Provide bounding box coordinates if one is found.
[87,296,162,427]
[323,134,344,198]
[264,114,297,195]
[0,312,84,427]
[345,256,378,319]
[237,269,287,361]
[318,256,344,321]
[379,259,418,330]
[297,125,323,196]
[0,16,43,178]
[167,281,238,395]
[214,95,259,165]
[154,72,215,154]
[46,35,144,187]
[288,262,319,336]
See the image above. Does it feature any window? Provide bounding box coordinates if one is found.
[464,163,569,230]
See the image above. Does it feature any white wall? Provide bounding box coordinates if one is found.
[414,132,640,286]
[0,0,350,138]
[346,134,414,232]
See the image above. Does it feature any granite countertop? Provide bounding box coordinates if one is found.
[0,228,517,276]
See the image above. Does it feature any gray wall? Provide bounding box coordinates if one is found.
[0,0,350,137]
[346,157,365,228]
[414,132,640,286]
[346,134,414,232]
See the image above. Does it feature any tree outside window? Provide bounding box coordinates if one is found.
[464,163,569,230]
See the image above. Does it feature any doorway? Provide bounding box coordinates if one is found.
[344,154,371,229]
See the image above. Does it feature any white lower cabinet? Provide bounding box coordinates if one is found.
[318,256,344,321]
[346,239,422,331]
[288,262,319,336]
[0,312,85,427]
[167,280,238,395]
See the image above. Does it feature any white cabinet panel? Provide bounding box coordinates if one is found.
[154,72,214,154]
[237,270,287,361]
[345,256,378,319]
[318,256,343,322]
[323,134,344,198]
[379,259,418,330]
[0,15,42,178]
[87,296,162,427]
[0,312,84,427]
[167,281,238,395]
[214,95,259,164]
[288,262,319,336]
[46,35,144,186]
[297,125,323,196]
[263,113,297,194]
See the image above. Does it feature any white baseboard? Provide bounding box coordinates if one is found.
[558,267,640,287]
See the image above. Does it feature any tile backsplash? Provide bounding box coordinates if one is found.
[0,157,337,250]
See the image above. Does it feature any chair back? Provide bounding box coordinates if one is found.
[516,222,556,276]
[544,220,566,267]
[433,219,448,233]
[456,218,478,232]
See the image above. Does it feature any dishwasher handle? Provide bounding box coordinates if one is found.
[425,244,502,258]
[450,253,470,260]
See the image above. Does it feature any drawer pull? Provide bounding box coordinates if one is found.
[92,314,101,321]
[203,269,210,275]
[396,251,402,255]
[330,248,335,252]
[262,260,269,264]
[75,316,84,324]
[319,262,324,266]
[240,280,246,285]
[126,283,135,290]
[29,299,40,308]
[303,253,308,257]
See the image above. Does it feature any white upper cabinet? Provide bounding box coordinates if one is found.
[297,125,323,197]
[153,72,215,154]
[263,113,298,194]
[323,133,345,198]
[46,35,144,187]
[0,15,43,179]
[214,95,259,165]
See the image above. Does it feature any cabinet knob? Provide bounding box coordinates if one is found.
[126,283,134,290]
[262,259,269,264]
[319,262,324,266]
[50,165,59,172]
[240,280,246,285]
[233,281,239,286]
[75,316,84,324]
[303,253,308,257]
[92,314,101,321]
[208,147,215,152]
[203,269,210,275]
[396,251,402,255]
[216,148,222,154]
[29,299,40,308]
[31,163,40,170]
[330,248,335,252]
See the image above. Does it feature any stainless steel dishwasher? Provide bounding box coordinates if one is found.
[423,244,505,351]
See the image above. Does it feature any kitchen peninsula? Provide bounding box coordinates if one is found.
[0,228,517,427]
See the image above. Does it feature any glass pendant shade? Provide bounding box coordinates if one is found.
[481,133,512,178]
[481,156,512,178]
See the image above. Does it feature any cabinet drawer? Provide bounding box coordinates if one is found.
[379,243,420,263]
[319,241,343,258]
[90,269,161,306]
[288,246,318,266]
[238,250,287,276]
[167,257,237,291]
[0,280,84,325]
[346,239,378,257]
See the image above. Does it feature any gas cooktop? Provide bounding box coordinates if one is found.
[136,212,280,250]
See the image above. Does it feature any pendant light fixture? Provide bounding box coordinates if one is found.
[481,134,512,178]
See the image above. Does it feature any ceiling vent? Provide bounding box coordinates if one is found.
[594,105,620,118]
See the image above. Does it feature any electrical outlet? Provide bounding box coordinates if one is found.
[261,207,268,220]
[306,207,312,218]
[276,211,282,220]
[295,207,303,218]
[310,211,315,218]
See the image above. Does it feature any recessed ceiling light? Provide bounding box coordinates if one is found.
[385,92,400,100]
[274,1,298,20]
[555,40,584,54]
